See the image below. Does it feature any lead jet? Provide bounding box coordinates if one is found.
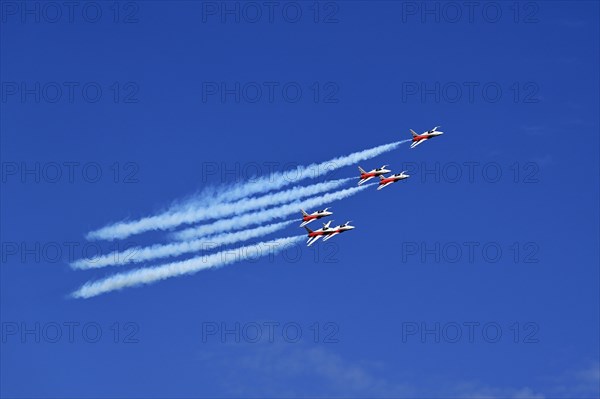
[305,220,355,246]
[409,126,444,148]
[358,165,391,185]
[300,208,333,227]
[377,172,410,190]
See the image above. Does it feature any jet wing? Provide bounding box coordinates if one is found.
[307,235,322,246]
[323,232,340,241]
[299,219,313,227]
[410,140,425,149]
[377,182,393,190]
[358,176,373,185]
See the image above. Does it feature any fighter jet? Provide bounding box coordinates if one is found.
[300,208,333,227]
[357,165,391,185]
[322,221,355,242]
[305,220,355,246]
[410,126,444,149]
[377,172,410,190]
[305,220,334,246]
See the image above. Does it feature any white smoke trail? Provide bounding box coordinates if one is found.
[71,220,294,269]
[212,140,407,202]
[86,177,352,241]
[71,235,304,299]
[87,140,409,241]
[173,184,371,241]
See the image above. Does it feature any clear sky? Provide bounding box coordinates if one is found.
[1,1,599,398]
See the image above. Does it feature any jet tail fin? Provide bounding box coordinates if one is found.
[300,209,308,216]
[304,226,313,234]
[379,175,386,180]
[358,166,366,174]
[410,129,418,137]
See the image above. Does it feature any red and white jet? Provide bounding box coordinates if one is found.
[357,165,391,185]
[300,208,333,227]
[305,220,334,246]
[322,221,355,242]
[410,126,444,149]
[377,172,410,190]
[305,220,355,246]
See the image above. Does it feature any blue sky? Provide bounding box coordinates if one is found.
[1,1,599,398]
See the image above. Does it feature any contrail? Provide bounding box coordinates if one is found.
[212,140,408,203]
[71,235,304,299]
[86,140,409,241]
[86,177,352,241]
[173,184,371,241]
[71,220,294,269]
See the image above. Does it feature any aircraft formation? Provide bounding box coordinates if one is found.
[301,126,444,246]
[68,125,446,297]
